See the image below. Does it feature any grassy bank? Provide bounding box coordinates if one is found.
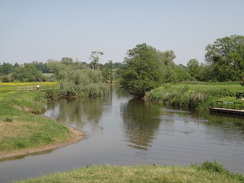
[0,82,71,156]
[15,161,244,183]
[145,82,244,110]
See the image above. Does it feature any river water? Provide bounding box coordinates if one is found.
[0,87,244,182]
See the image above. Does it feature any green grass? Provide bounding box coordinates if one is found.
[0,82,70,154]
[175,82,243,93]
[145,82,244,109]
[15,161,244,183]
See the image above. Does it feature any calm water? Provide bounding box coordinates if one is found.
[0,87,244,182]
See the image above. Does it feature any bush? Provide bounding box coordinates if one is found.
[206,88,235,98]
[1,75,12,82]
[197,161,227,173]
[146,84,236,109]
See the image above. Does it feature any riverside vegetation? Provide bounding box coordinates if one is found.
[0,82,72,158]
[145,82,244,110]
[15,161,244,183]
[0,34,243,181]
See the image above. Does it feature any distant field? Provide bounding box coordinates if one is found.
[0,81,58,95]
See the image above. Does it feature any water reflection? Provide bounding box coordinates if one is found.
[206,114,244,143]
[1,87,244,183]
[45,97,107,129]
[121,98,162,151]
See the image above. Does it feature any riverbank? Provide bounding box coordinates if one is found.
[15,161,244,183]
[0,82,84,160]
[145,82,244,110]
[0,127,85,160]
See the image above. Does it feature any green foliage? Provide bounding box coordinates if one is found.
[47,59,107,98]
[205,35,244,81]
[187,58,200,78]
[12,63,45,82]
[0,62,14,76]
[236,92,244,99]
[205,88,235,98]
[146,83,239,109]
[119,43,194,97]
[175,66,193,82]
[120,44,166,97]
[89,51,104,70]
[31,61,52,73]
[102,60,113,83]
[197,161,227,173]
[240,77,244,87]
[45,87,59,99]
[61,57,74,64]
[1,75,12,82]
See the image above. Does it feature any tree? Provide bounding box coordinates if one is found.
[47,60,107,97]
[89,51,104,70]
[14,63,20,68]
[31,61,51,73]
[205,35,244,81]
[120,43,164,97]
[102,60,113,83]
[0,62,13,76]
[187,59,200,78]
[12,64,44,82]
[61,57,74,65]
[158,50,176,65]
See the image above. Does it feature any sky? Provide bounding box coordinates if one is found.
[0,0,243,66]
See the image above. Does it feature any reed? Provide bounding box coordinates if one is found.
[145,82,243,109]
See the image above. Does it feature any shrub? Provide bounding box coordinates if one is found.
[146,85,235,109]
[198,161,227,173]
[1,75,12,82]
[206,88,235,98]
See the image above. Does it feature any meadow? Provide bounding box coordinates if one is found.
[145,82,244,110]
[0,82,70,157]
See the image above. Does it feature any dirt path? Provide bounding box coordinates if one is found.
[0,127,85,160]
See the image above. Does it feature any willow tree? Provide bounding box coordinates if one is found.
[47,59,107,98]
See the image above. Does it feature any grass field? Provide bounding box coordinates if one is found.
[173,82,243,93]
[15,161,244,183]
[0,82,70,155]
[146,82,244,109]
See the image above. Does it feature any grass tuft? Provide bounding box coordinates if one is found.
[15,162,244,183]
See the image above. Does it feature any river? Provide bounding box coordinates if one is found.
[0,87,244,182]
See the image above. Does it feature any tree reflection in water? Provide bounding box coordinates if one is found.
[121,98,162,151]
[45,97,107,129]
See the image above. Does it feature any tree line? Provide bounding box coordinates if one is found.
[0,34,243,98]
[0,59,123,83]
[119,35,243,97]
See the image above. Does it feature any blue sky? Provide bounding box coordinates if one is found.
[0,0,243,65]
